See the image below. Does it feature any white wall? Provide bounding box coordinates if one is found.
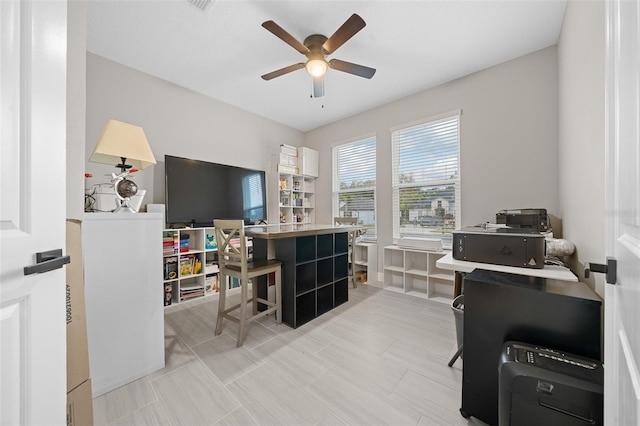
[304,46,559,270]
[85,53,304,219]
[558,0,605,297]
[66,1,87,220]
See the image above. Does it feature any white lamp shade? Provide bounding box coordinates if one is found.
[89,119,156,170]
[306,59,328,77]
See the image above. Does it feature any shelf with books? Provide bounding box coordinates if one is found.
[162,227,254,307]
[162,227,218,307]
[275,173,315,224]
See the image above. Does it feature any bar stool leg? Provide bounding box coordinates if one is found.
[215,272,226,336]
[275,268,282,324]
[237,278,249,347]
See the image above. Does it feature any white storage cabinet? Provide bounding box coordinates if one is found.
[383,245,454,303]
[82,213,165,397]
[353,242,378,286]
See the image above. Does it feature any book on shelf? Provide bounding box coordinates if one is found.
[179,283,202,292]
[162,232,180,254]
[164,257,178,280]
[179,283,204,300]
[179,256,193,276]
[205,273,219,293]
[205,233,217,250]
[164,283,173,306]
[180,291,204,301]
[192,258,202,275]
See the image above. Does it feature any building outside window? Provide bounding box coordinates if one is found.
[332,136,376,238]
[391,111,460,248]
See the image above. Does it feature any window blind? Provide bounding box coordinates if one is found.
[391,113,460,246]
[332,137,376,238]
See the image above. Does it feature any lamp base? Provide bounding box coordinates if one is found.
[114,198,137,213]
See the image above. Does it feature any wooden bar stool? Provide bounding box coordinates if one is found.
[334,217,357,288]
[214,219,282,347]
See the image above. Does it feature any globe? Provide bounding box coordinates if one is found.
[117,178,138,198]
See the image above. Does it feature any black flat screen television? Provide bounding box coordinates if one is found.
[165,155,267,227]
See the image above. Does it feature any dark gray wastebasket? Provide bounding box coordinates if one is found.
[448,294,464,366]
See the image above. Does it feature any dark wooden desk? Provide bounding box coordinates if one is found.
[461,269,602,425]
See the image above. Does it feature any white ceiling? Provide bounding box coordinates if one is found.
[86,0,567,132]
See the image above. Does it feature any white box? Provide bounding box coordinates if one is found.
[397,237,443,251]
[279,153,297,166]
[277,164,299,174]
[280,144,297,156]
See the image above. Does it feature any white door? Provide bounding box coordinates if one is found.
[604,0,640,424]
[0,0,68,424]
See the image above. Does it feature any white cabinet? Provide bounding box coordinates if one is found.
[82,213,165,397]
[353,242,378,286]
[277,173,315,224]
[298,147,319,177]
[163,227,220,305]
[383,245,454,303]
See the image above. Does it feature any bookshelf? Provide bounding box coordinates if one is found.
[276,172,315,224]
[162,227,218,306]
[270,145,317,225]
[162,227,252,306]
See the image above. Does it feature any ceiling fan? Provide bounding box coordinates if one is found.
[261,13,376,98]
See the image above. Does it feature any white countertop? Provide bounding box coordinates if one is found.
[436,252,578,282]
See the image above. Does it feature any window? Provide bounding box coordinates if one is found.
[332,137,376,238]
[391,112,460,247]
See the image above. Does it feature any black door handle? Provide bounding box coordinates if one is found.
[23,249,70,275]
[584,257,617,284]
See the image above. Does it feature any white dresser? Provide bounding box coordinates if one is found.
[82,213,164,397]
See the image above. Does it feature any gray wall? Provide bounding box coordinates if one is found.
[558,0,605,297]
[77,4,607,298]
[66,1,87,220]
[85,53,304,221]
[304,46,559,272]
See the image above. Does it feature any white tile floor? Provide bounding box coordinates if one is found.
[92,284,486,425]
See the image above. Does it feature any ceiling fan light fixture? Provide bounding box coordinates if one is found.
[306,59,328,77]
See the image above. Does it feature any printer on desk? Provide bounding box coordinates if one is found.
[496,208,550,232]
[453,227,546,269]
[453,208,550,269]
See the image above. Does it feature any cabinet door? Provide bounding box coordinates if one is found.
[83,213,164,397]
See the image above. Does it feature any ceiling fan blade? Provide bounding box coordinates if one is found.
[262,20,309,55]
[261,63,305,81]
[329,59,376,79]
[312,76,324,98]
[322,14,366,55]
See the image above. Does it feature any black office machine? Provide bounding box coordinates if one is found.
[453,227,546,269]
[498,341,603,426]
[460,269,602,426]
[496,208,550,232]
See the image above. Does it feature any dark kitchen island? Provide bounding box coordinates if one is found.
[246,224,355,328]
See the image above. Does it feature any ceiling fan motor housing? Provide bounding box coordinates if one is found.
[304,34,329,57]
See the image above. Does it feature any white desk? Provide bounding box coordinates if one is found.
[436,252,577,297]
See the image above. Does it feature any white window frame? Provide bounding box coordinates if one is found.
[332,135,377,239]
[391,110,461,247]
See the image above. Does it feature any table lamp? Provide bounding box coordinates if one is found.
[88,119,156,212]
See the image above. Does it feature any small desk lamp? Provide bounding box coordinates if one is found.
[89,119,156,212]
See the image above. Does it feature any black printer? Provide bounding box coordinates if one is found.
[496,208,550,232]
[453,227,546,269]
[498,341,603,426]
